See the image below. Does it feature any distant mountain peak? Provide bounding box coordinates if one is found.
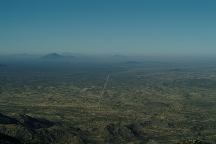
[42,53,75,61]
[42,53,64,59]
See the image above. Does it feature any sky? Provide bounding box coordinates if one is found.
[0,0,216,56]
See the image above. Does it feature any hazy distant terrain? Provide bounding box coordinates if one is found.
[0,55,215,144]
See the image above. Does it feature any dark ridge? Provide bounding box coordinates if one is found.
[105,123,139,143]
[0,113,18,124]
[125,61,142,64]
[169,68,182,72]
[104,122,158,143]
[18,114,55,129]
[42,53,74,60]
[126,123,144,138]
[0,133,21,144]
[178,139,211,144]
[42,53,64,59]
[34,127,93,144]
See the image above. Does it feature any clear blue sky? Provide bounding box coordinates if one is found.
[0,0,216,55]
